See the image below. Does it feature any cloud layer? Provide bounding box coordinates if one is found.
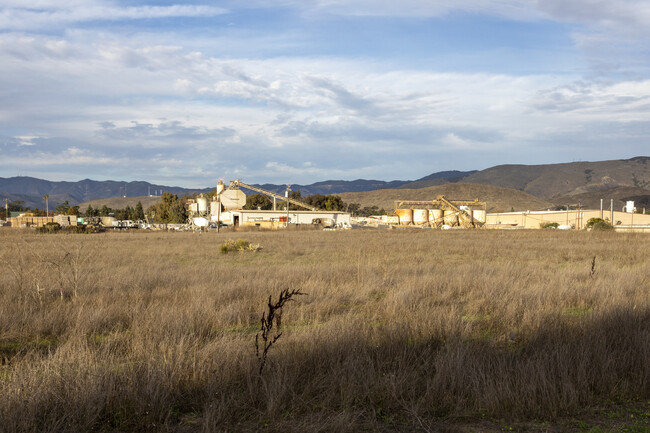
[0,1,649,186]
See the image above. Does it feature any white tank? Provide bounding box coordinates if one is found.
[221,189,247,210]
[188,202,198,214]
[429,209,443,224]
[626,201,635,213]
[472,209,486,223]
[413,209,429,225]
[197,197,208,213]
[216,180,225,195]
[395,209,413,225]
[210,202,221,216]
[193,217,209,227]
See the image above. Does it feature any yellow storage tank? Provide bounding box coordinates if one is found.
[395,209,413,225]
[413,209,429,225]
[429,209,443,224]
[472,209,486,223]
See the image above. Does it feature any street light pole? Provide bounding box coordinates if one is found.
[285,184,291,228]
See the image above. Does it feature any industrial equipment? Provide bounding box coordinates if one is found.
[394,195,487,228]
[227,180,319,211]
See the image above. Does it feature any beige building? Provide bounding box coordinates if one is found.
[7,213,78,228]
[486,209,650,230]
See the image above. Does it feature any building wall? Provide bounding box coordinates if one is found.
[216,210,351,228]
[7,215,54,228]
[486,210,650,229]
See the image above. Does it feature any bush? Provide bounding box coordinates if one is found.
[37,222,62,233]
[541,222,559,229]
[591,221,614,231]
[220,239,262,254]
[586,218,614,231]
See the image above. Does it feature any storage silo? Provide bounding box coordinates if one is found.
[429,209,443,225]
[395,209,413,225]
[197,196,208,214]
[413,209,429,225]
[472,209,486,223]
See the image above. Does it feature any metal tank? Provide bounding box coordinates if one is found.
[472,209,486,223]
[188,202,198,214]
[443,210,458,226]
[197,196,208,213]
[395,209,413,225]
[413,209,429,225]
[429,209,443,225]
[101,216,117,227]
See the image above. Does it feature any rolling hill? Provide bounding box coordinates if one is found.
[550,186,650,211]
[78,196,162,211]
[3,157,648,211]
[460,156,650,198]
[338,183,555,213]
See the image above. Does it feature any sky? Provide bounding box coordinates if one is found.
[1,1,649,187]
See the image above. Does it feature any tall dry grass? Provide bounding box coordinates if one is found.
[0,228,648,432]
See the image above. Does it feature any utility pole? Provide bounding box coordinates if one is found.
[600,198,603,220]
[285,184,291,228]
[43,195,49,216]
[610,199,614,225]
[3,198,8,220]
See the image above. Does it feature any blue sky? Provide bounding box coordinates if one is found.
[1,1,649,187]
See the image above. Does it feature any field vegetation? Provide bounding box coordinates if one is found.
[0,228,648,432]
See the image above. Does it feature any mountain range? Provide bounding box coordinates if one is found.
[1,157,648,211]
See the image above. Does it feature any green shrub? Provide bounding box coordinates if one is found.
[591,221,614,231]
[586,218,607,228]
[37,222,62,233]
[220,239,262,254]
[541,222,559,229]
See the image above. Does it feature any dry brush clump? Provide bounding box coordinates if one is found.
[0,228,648,432]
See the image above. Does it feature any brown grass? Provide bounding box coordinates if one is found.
[0,228,648,432]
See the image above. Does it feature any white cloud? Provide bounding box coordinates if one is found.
[0,3,228,30]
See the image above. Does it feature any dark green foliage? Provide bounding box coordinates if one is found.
[587,218,614,231]
[147,193,188,224]
[541,222,559,229]
[243,194,273,210]
[134,201,145,220]
[592,221,614,231]
[302,193,346,211]
[37,222,62,233]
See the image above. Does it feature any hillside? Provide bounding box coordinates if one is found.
[78,196,162,211]
[461,156,650,198]
[550,186,650,210]
[338,183,554,213]
[0,177,206,209]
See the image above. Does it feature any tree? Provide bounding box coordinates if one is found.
[99,205,110,217]
[244,193,273,210]
[147,192,188,223]
[303,194,346,211]
[85,205,98,217]
[347,203,361,215]
[134,201,145,220]
[55,201,70,215]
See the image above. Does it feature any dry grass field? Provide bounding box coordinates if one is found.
[0,228,648,432]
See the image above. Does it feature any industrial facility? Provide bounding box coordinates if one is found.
[389,196,487,228]
[486,201,650,231]
[186,180,351,230]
